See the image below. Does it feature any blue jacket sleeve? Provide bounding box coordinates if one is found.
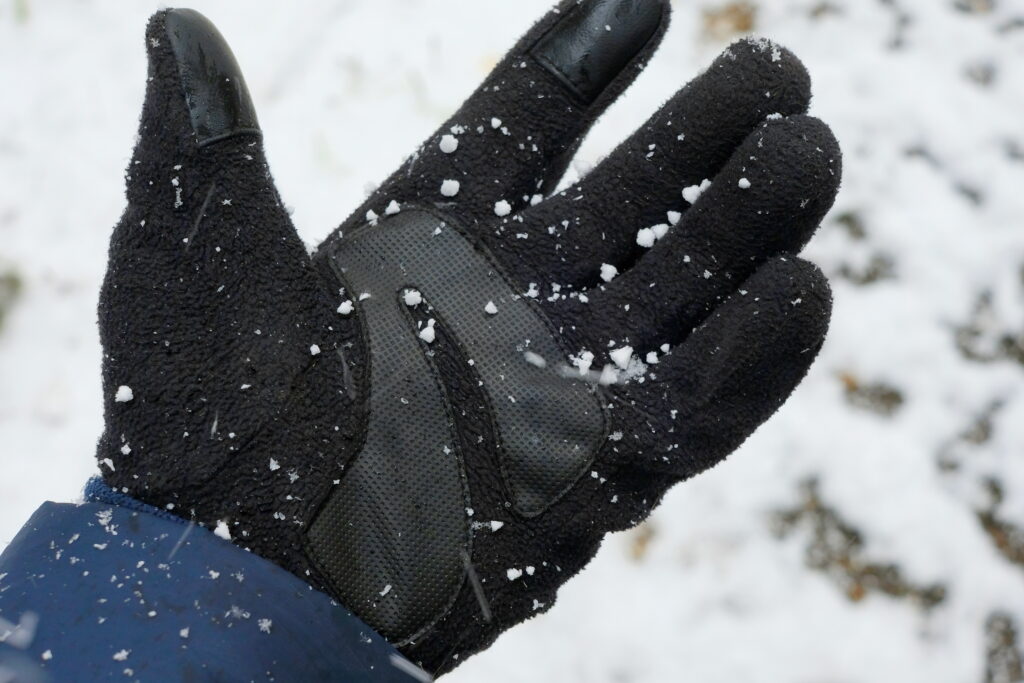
[0,483,427,682]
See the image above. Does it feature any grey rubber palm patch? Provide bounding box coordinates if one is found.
[308,208,605,643]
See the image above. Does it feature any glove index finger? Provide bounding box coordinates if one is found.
[332,0,669,233]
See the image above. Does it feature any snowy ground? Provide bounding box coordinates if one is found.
[1,0,1023,681]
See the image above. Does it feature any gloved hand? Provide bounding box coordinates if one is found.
[98,1,840,675]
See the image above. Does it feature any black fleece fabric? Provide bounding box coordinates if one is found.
[97,1,841,676]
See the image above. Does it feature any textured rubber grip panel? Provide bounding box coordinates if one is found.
[308,209,604,643]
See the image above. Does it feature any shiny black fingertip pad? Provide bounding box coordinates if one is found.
[531,0,666,104]
[164,9,260,146]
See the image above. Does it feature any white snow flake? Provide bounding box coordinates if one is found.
[419,319,436,344]
[440,179,460,197]
[403,289,423,307]
[636,228,656,248]
[609,346,633,370]
[682,178,712,204]
[439,134,459,153]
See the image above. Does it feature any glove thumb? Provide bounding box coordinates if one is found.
[98,9,341,497]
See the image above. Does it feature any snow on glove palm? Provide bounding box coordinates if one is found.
[98,2,841,677]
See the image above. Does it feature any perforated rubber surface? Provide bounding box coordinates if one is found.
[308,209,605,643]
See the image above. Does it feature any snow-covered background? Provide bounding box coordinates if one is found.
[1,0,1022,680]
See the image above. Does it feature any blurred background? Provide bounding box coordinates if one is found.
[1,0,1022,681]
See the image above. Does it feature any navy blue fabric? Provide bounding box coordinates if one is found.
[0,500,427,682]
[83,476,185,524]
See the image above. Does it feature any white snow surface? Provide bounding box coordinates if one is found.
[1,2,1023,682]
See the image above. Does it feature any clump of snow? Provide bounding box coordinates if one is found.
[213,520,231,540]
[309,344,321,356]
[506,568,523,581]
[419,319,436,344]
[440,179,460,197]
[636,228,656,248]
[738,177,752,189]
[682,178,712,204]
[384,200,401,215]
[114,385,133,403]
[598,364,619,385]
[609,346,633,370]
[337,300,354,315]
[570,349,595,375]
[494,199,512,217]
[484,301,498,315]
[600,263,618,282]
[439,134,458,153]
[403,288,423,307]
[491,117,502,129]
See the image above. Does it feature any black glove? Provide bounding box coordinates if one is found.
[98,1,840,675]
